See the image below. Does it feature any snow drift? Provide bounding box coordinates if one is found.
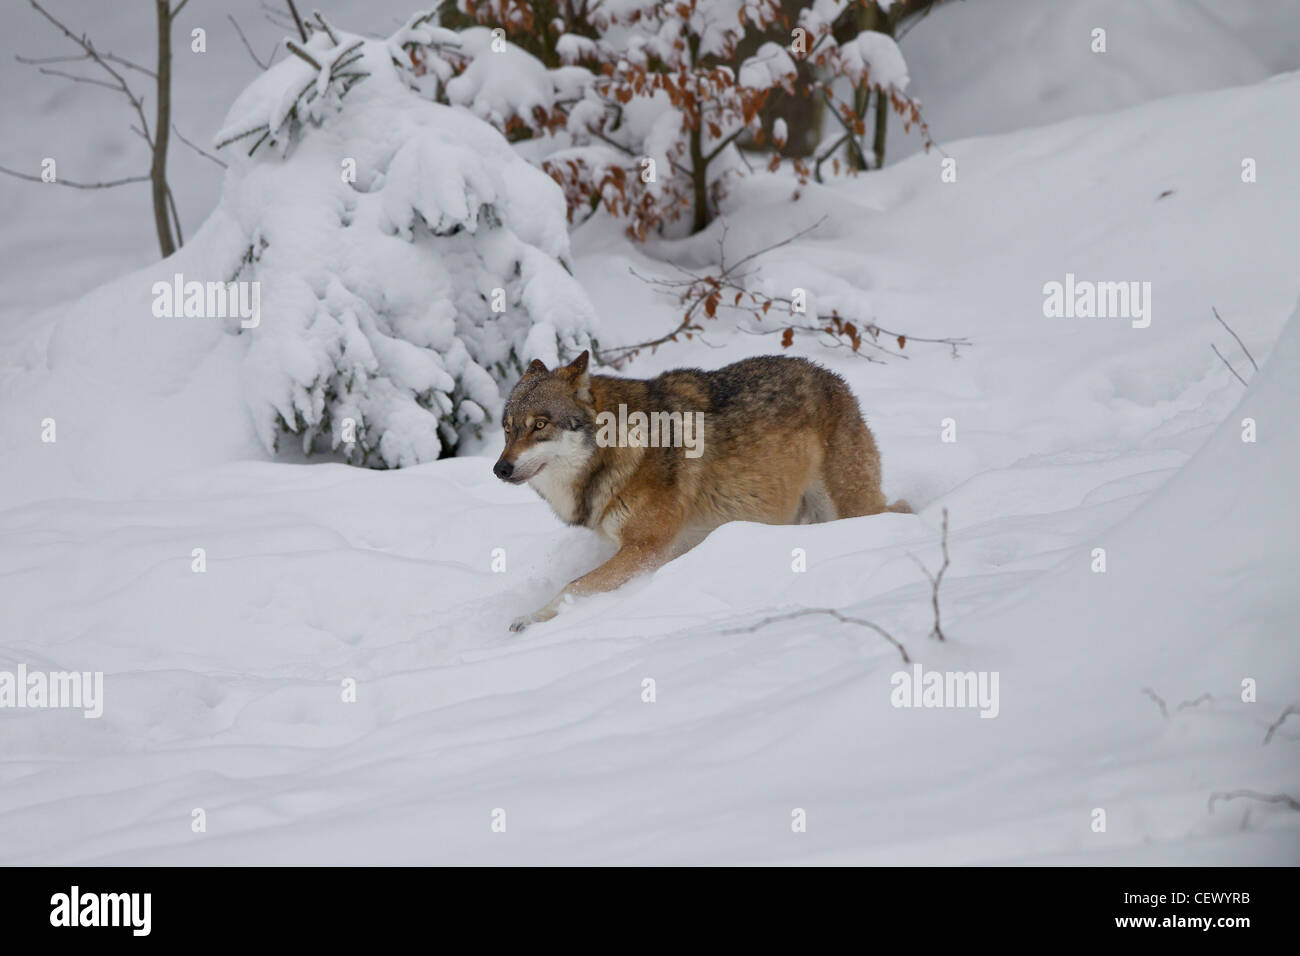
[0,31,1298,863]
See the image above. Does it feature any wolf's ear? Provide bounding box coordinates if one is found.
[566,350,589,375]
[564,350,592,403]
[523,358,549,378]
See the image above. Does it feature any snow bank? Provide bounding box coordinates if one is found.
[1,69,1297,863]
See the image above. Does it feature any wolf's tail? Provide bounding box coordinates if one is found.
[886,499,913,514]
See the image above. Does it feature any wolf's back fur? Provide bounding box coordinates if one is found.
[495,353,909,628]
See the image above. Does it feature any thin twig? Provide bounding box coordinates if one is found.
[896,0,941,41]
[1212,306,1258,371]
[1208,790,1300,814]
[820,89,871,169]
[1264,704,1299,745]
[906,507,949,641]
[1211,343,1248,387]
[17,50,156,78]
[30,67,119,90]
[173,124,228,168]
[284,39,321,69]
[1141,687,1170,719]
[227,15,273,69]
[611,217,968,366]
[1141,687,1214,720]
[312,10,340,46]
[284,0,308,41]
[23,0,156,148]
[0,164,148,188]
[723,608,910,663]
[727,214,828,274]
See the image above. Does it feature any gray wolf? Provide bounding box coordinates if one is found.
[493,351,910,630]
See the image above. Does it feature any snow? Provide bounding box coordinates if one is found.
[739,42,797,91]
[211,26,596,466]
[1,3,1299,865]
[443,27,556,129]
[839,31,909,91]
[886,0,1300,162]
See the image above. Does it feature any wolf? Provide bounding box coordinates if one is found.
[493,351,911,630]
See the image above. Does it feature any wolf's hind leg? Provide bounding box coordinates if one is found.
[795,479,836,524]
[821,417,889,519]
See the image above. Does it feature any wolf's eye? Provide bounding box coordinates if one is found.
[534,419,548,431]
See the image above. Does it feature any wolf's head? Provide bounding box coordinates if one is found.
[493,350,597,484]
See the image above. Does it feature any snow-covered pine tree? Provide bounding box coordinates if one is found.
[213,19,596,467]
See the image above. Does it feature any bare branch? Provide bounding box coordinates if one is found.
[284,38,321,70]
[1264,704,1300,745]
[897,0,942,41]
[820,89,871,169]
[906,507,949,641]
[24,0,156,149]
[15,52,87,65]
[284,0,308,41]
[19,50,157,79]
[703,124,749,164]
[580,122,641,159]
[227,15,273,70]
[727,215,828,274]
[814,132,851,183]
[1141,687,1214,720]
[605,216,826,363]
[173,124,227,168]
[1212,306,1259,372]
[32,67,119,91]
[1208,789,1300,814]
[737,325,891,362]
[1211,343,1248,387]
[0,164,149,189]
[612,218,969,367]
[100,50,157,78]
[1141,686,1170,719]
[723,608,910,663]
[312,10,340,46]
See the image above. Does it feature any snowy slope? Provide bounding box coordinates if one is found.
[887,0,1300,161]
[1,66,1298,863]
[4,0,1299,325]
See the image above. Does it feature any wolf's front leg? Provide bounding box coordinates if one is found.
[509,534,676,632]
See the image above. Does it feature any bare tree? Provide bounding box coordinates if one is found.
[1,0,189,258]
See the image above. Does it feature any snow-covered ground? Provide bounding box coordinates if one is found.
[2,4,1298,864]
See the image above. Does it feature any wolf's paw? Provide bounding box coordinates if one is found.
[509,605,559,632]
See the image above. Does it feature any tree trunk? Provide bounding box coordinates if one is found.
[689,122,709,234]
[152,0,177,258]
[872,88,889,168]
[686,31,710,234]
